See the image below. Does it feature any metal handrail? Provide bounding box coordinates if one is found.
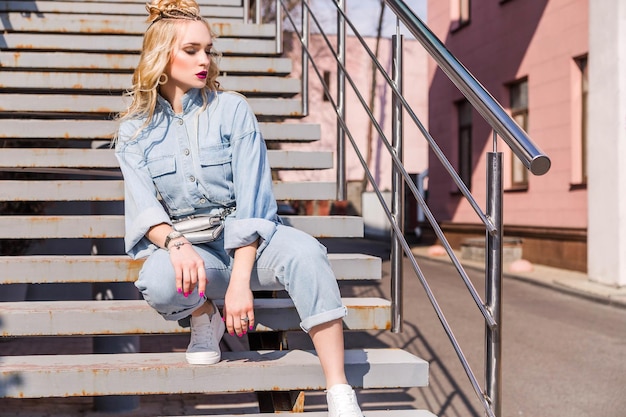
[268,1,551,416]
[384,0,550,176]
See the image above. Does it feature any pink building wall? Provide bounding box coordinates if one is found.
[279,32,429,195]
[428,0,588,227]
[427,0,588,270]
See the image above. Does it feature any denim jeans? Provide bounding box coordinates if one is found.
[135,224,347,332]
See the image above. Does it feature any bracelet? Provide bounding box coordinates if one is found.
[167,241,189,251]
[164,230,184,249]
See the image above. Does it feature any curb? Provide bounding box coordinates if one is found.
[410,246,626,310]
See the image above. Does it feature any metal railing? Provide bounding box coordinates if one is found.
[252,1,551,416]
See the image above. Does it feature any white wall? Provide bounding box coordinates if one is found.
[587,0,626,287]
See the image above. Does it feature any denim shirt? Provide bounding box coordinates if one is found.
[115,89,279,259]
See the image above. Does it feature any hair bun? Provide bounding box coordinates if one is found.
[145,0,201,24]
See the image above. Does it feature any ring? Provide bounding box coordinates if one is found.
[241,316,249,322]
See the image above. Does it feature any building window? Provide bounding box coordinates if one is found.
[323,71,332,102]
[457,99,473,190]
[509,78,529,189]
[575,55,588,184]
[451,0,471,31]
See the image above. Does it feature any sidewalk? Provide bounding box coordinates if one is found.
[410,245,626,309]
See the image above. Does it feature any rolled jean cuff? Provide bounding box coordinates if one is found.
[300,306,347,333]
[159,295,206,322]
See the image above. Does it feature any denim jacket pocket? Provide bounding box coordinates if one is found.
[198,146,234,204]
[146,155,179,211]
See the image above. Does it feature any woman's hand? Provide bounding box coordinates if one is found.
[146,223,207,298]
[222,240,258,336]
[223,277,254,337]
[168,240,207,297]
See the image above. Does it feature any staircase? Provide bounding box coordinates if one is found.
[0,0,433,415]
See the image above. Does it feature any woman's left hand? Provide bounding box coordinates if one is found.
[223,278,255,337]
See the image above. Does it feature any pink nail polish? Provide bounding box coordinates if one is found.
[177,288,182,294]
[249,325,254,330]
[184,292,188,298]
[199,292,204,298]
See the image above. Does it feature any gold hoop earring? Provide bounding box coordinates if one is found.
[158,74,168,85]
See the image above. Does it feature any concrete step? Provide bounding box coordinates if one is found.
[1,72,300,96]
[0,12,275,37]
[0,148,330,171]
[0,94,303,116]
[0,1,244,18]
[0,348,429,398]
[0,120,318,141]
[0,33,277,55]
[0,297,391,335]
[0,180,336,201]
[0,215,364,239]
[0,52,293,74]
[0,253,381,284]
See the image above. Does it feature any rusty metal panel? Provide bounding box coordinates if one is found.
[328,253,383,280]
[0,253,380,284]
[0,119,117,139]
[0,255,143,284]
[281,215,365,238]
[0,215,362,239]
[0,93,126,113]
[0,149,119,168]
[0,52,292,74]
[0,13,274,37]
[1,180,334,201]
[0,94,302,116]
[1,72,299,95]
[0,148,325,169]
[268,151,333,170]
[272,181,335,200]
[260,122,320,142]
[0,215,125,238]
[0,348,429,398]
[0,1,244,18]
[1,33,276,54]
[0,297,390,336]
[0,120,315,141]
[0,180,125,201]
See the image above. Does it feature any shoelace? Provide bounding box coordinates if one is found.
[331,390,360,417]
[190,317,214,348]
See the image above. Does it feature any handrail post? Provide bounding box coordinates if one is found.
[275,0,282,53]
[336,0,347,200]
[256,0,262,24]
[243,0,250,24]
[300,0,309,116]
[391,31,404,333]
[485,148,503,417]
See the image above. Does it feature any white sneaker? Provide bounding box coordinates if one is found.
[326,384,363,417]
[186,301,225,365]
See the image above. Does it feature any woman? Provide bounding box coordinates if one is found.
[114,1,363,416]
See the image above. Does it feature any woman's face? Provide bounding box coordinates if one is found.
[162,20,213,97]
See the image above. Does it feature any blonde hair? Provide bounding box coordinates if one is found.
[115,0,220,137]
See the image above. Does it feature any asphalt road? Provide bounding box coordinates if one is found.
[326,239,626,417]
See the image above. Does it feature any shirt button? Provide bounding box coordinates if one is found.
[177,118,184,125]
[200,198,207,204]
[184,149,190,156]
[188,176,195,182]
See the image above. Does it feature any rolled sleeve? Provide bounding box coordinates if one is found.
[222,95,279,257]
[116,126,171,259]
[224,217,277,256]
